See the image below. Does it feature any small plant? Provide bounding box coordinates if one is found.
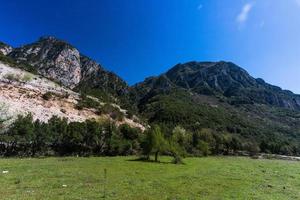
[4,73,21,82]
[98,104,125,121]
[14,179,21,185]
[76,94,100,110]
[42,92,53,100]
[21,73,33,82]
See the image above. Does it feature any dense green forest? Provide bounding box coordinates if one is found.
[1,112,299,159]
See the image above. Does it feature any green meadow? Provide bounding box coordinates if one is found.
[0,156,300,200]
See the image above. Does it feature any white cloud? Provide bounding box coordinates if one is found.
[236,3,253,25]
[296,0,300,6]
[197,4,203,10]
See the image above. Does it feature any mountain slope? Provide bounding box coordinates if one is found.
[2,36,300,155]
[0,61,144,130]
[8,36,129,104]
[132,61,300,155]
[133,61,300,111]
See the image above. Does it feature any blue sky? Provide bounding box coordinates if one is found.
[0,0,299,93]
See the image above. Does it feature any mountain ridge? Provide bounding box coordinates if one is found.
[1,36,300,156]
[133,61,300,111]
[5,36,129,103]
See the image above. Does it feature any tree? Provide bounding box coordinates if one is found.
[141,125,167,162]
[169,126,190,163]
[8,114,34,156]
[230,136,242,153]
[244,141,260,157]
[119,124,140,140]
[171,126,191,151]
[192,128,215,156]
[197,141,210,156]
[32,120,51,156]
[0,102,11,130]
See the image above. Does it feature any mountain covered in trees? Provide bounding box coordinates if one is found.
[1,36,300,157]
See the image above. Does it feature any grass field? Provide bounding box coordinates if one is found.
[0,156,300,200]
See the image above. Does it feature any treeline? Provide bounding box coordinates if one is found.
[1,114,299,159]
[138,90,300,157]
[0,115,142,157]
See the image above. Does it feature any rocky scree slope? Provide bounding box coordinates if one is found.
[0,62,144,130]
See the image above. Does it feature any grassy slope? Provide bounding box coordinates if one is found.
[0,157,300,200]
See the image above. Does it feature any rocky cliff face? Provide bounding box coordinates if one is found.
[0,42,13,55]
[9,37,81,88]
[8,37,129,96]
[133,61,300,111]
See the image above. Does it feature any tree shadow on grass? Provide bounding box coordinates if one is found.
[126,157,183,165]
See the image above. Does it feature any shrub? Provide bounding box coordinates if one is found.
[4,73,21,82]
[119,124,140,140]
[42,92,53,100]
[0,53,38,74]
[76,94,100,110]
[21,73,33,82]
[98,104,125,121]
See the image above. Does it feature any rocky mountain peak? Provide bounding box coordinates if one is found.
[134,61,300,111]
[6,37,129,102]
[9,36,81,88]
[0,41,13,55]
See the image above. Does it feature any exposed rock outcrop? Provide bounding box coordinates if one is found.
[8,37,129,96]
[0,42,13,55]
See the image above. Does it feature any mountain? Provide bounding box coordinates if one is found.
[133,61,300,111]
[132,61,300,155]
[7,36,129,103]
[1,36,300,155]
[0,37,145,131]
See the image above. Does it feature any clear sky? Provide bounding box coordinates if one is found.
[0,0,299,93]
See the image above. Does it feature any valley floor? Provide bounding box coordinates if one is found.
[0,156,300,200]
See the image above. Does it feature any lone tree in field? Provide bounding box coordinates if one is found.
[142,125,167,162]
[169,126,190,164]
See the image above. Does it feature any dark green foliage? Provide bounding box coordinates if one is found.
[0,115,142,157]
[131,61,300,157]
[140,125,186,163]
[76,94,100,110]
[134,88,300,156]
[0,53,38,74]
[141,125,168,162]
[42,92,53,101]
[98,104,125,121]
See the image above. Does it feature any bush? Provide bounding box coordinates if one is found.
[4,73,21,82]
[42,92,53,100]
[119,124,140,140]
[76,94,100,110]
[98,104,125,121]
[4,72,33,83]
[21,73,33,82]
[0,53,38,74]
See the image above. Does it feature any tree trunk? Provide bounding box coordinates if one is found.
[155,151,159,162]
